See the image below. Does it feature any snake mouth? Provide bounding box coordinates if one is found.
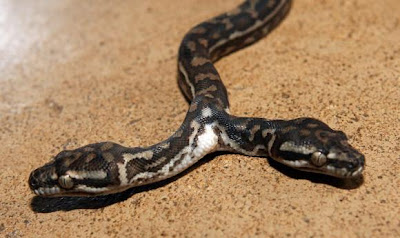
[32,186,96,197]
[299,164,364,178]
[33,186,62,196]
[280,159,364,178]
[32,187,94,197]
[32,184,130,197]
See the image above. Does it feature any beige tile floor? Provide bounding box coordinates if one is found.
[1,0,399,237]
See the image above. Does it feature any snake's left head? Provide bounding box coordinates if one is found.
[29,142,125,197]
[272,117,365,178]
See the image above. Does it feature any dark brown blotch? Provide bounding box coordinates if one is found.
[249,125,261,141]
[191,26,207,34]
[299,129,311,136]
[198,38,208,48]
[62,151,82,167]
[281,126,296,134]
[197,85,217,96]
[125,159,145,181]
[85,153,96,163]
[100,142,114,152]
[191,57,210,66]
[194,73,220,83]
[173,129,184,138]
[189,102,198,112]
[306,123,319,128]
[315,130,330,144]
[102,152,115,163]
[83,147,95,152]
[186,41,196,52]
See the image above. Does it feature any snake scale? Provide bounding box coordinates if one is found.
[29,0,364,197]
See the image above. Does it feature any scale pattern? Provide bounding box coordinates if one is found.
[29,0,364,197]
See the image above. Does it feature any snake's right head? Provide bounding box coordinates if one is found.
[272,118,365,178]
[29,142,126,197]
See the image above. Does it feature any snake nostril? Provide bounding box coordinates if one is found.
[28,170,41,189]
[346,163,355,170]
[349,158,363,170]
[28,173,37,189]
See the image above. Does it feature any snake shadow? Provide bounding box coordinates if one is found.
[30,152,364,213]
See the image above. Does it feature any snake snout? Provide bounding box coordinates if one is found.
[350,153,365,176]
[28,163,60,196]
[328,146,365,177]
[28,169,41,190]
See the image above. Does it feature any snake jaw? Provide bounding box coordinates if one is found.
[278,151,364,178]
[279,147,364,178]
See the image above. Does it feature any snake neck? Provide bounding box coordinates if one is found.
[177,0,292,106]
[115,105,280,186]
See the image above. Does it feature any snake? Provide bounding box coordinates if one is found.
[29,0,365,197]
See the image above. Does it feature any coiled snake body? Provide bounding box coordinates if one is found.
[29,0,364,197]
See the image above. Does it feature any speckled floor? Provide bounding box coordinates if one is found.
[1,0,399,237]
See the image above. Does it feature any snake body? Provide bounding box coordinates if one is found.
[29,0,364,197]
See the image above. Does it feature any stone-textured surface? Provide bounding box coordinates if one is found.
[1,0,399,237]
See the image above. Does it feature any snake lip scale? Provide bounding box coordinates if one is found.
[29,0,365,197]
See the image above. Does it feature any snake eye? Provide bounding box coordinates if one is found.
[58,175,74,189]
[311,151,327,167]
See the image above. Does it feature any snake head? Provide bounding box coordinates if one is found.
[29,142,124,196]
[272,118,365,178]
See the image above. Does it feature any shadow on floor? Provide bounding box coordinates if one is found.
[30,152,364,213]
